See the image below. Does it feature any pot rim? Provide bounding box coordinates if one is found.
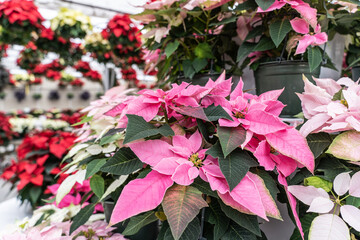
[258,60,310,66]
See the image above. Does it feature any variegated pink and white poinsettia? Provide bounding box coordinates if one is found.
[100,72,314,237]
[297,76,360,136]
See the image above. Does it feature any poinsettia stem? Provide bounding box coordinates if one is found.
[339,194,350,202]
[161,106,169,124]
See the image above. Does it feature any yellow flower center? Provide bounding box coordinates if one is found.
[189,153,203,168]
[341,99,348,108]
[234,111,245,119]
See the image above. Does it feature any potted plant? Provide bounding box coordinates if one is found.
[287,76,360,239]
[50,7,92,40]
[35,27,68,53]
[0,0,44,45]
[84,32,112,64]
[16,42,43,70]
[70,78,85,88]
[32,92,42,100]
[56,74,315,239]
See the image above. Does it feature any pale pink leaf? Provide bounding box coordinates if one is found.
[266,128,315,173]
[290,18,309,34]
[309,214,350,240]
[333,172,351,196]
[340,205,360,232]
[109,171,173,225]
[327,131,360,162]
[292,3,318,29]
[312,77,342,96]
[246,110,287,135]
[349,171,360,197]
[288,185,329,205]
[299,113,331,137]
[129,140,176,167]
[258,88,284,102]
[307,197,334,213]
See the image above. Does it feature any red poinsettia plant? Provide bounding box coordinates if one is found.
[0,0,44,45]
[70,78,84,88]
[83,69,102,82]
[73,60,91,73]
[0,111,16,145]
[0,43,9,60]
[0,130,77,207]
[59,41,84,66]
[16,42,43,70]
[101,14,143,67]
[35,27,68,53]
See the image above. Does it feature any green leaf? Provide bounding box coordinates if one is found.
[307,47,322,72]
[72,115,93,126]
[255,0,275,10]
[218,126,247,157]
[207,142,257,191]
[306,133,333,159]
[183,60,196,79]
[253,37,275,51]
[255,169,279,201]
[290,213,316,240]
[164,218,201,240]
[90,175,105,198]
[244,26,264,41]
[192,178,218,198]
[165,40,180,58]
[162,185,208,240]
[210,15,237,26]
[122,211,158,236]
[85,158,107,179]
[101,148,143,175]
[194,42,214,59]
[222,221,257,240]
[29,187,42,204]
[100,133,123,146]
[304,176,333,192]
[204,104,233,122]
[237,42,256,62]
[170,105,208,121]
[269,19,291,47]
[326,130,360,161]
[346,196,360,208]
[192,58,208,73]
[123,114,174,144]
[235,0,258,10]
[208,200,229,239]
[219,200,261,236]
[70,203,96,234]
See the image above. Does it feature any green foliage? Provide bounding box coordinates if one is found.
[70,203,96,234]
[217,126,247,157]
[307,47,322,72]
[90,175,105,198]
[165,40,180,58]
[255,0,275,11]
[304,176,333,192]
[123,114,174,144]
[204,104,232,122]
[269,19,292,47]
[306,133,333,159]
[101,148,143,175]
[85,158,107,179]
[122,211,158,236]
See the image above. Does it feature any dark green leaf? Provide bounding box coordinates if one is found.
[253,37,275,51]
[222,221,257,240]
[218,126,247,157]
[85,158,107,179]
[346,196,360,208]
[237,42,256,62]
[306,133,333,159]
[206,141,223,159]
[307,47,322,72]
[123,211,158,236]
[101,148,143,175]
[210,16,237,26]
[123,114,174,144]
[219,200,261,236]
[192,178,218,198]
[290,213,316,240]
[269,19,291,47]
[70,203,96,234]
[208,200,229,239]
[164,217,201,240]
[165,40,180,58]
[170,106,208,121]
[90,175,105,198]
[255,169,278,201]
[235,0,258,10]
[245,26,264,41]
[255,0,275,11]
[100,133,122,146]
[204,104,233,122]
[192,58,208,73]
[195,42,214,59]
[30,187,42,204]
[183,60,196,79]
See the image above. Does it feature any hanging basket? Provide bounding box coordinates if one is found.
[254,60,321,117]
[103,201,159,240]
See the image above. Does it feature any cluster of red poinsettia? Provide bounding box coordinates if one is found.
[121,67,137,81]
[16,42,43,70]
[73,60,91,73]
[35,27,68,52]
[0,44,9,59]
[101,14,143,66]
[0,0,44,44]
[0,130,77,207]
[0,112,16,145]
[73,60,102,82]
[70,78,85,87]
[83,69,102,82]
[59,111,84,127]
[31,59,65,80]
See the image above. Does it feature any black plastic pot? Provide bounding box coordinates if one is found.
[103,201,158,240]
[352,66,360,81]
[254,61,321,117]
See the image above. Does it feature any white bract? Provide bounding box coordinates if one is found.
[289,171,360,240]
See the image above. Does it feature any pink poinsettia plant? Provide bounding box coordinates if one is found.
[58,73,315,239]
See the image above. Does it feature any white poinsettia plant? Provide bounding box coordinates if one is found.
[289,171,360,240]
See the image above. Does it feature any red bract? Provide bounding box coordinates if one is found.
[83,69,102,82]
[0,112,16,145]
[74,60,91,73]
[46,69,61,81]
[70,78,85,87]
[0,0,44,26]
